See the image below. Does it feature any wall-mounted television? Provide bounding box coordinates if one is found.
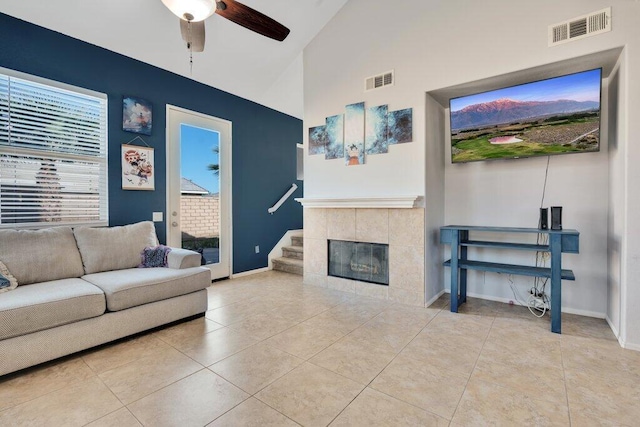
[449,68,602,163]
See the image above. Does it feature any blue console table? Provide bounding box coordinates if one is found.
[440,225,579,333]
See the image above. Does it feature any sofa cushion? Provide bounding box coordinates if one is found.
[0,227,85,285]
[82,267,210,311]
[0,278,105,340]
[139,245,172,268]
[74,221,159,274]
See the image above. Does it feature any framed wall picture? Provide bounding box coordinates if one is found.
[123,97,152,135]
[121,144,154,190]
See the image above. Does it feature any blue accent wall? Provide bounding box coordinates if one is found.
[0,13,303,274]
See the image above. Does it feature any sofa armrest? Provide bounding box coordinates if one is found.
[167,248,202,269]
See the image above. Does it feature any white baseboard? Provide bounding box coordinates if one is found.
[425,289,446,307]
[268,229,303,269]
[231,267,269,278]
[442,290,606,318]
[621,341,640,352]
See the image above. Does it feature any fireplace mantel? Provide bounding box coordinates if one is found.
[295,196,420,209]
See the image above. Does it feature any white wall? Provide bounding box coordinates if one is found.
[304,0,639,345]
[260,53,304,119]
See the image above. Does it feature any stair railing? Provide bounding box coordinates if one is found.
[268,183,298,214]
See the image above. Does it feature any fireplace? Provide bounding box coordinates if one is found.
[328,239,389,286]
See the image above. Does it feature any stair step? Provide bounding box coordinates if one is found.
[291,235,303,247]
[273,257,303,276]
[283,245,303,260]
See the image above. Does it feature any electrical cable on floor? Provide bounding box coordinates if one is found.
[529,156,552,317]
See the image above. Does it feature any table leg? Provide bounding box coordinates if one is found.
[450,230,459,312]
[460,231,468,304]
[550,234,562,334]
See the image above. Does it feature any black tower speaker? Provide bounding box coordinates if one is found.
[539,208,548,230]
[551,206,562,230]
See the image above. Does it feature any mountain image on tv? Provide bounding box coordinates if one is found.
[449,68,601,163]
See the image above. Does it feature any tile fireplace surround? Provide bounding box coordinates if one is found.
[303,207,425,306]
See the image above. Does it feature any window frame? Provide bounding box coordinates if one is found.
[0,67,109,229]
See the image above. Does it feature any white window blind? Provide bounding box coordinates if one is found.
[0,69,108,229]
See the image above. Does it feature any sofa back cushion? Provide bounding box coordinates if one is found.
[74,221,159,274]
[0,227,85,285]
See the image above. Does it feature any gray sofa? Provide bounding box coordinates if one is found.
[0,221,210,376]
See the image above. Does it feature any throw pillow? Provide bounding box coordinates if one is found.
[0,261,18,293]
[139,245,172,268]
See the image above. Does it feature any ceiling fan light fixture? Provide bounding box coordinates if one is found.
[161,0,216,22]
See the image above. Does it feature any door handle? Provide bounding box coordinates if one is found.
[172,221,178,227]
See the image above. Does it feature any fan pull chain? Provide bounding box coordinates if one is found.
[187,21,193,75]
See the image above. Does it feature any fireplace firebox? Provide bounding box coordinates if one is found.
[328,240,389,286]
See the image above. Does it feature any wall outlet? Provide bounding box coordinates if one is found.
[255,245,260,253]
[152,212,163,222]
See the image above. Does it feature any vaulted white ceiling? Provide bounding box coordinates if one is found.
[0,0,349,119]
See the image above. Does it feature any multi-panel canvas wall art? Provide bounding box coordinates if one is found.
[365,104,389,155]
[308,125,327,155]
[308,102,412,166]
[325,114,344,160]
[345,102,365,166]
[388,108,413,145]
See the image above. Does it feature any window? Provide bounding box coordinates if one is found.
[0,68,108,228]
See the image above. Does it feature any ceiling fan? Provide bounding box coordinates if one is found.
[161,0,290,53]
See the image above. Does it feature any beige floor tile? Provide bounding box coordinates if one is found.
[128,369,248,427]
[205,298,265,325]
[265,323,344,359]
[98,347,202,404]
[85,407,142,427]
[153,316,225,348]
[269,300,333,322]
[309,336,397,385]
[375,303,440,328]
[561,313,618,341]
[256,362,364,427]
[330,387,449,426]
[210,342,304,394]
[561,335,640,382]
[565,367,640,426]
[169,326,260,366]
[569,411,632,427]
[82,334,172,374]
[0,377,122,427]
[451,378,570,426]
[302,305,376,335]
[227,311,299,340]
[0,356,95,411]
[347,318,421,353]
[207,397,300,426]
[427,310,494,338]
[400,329,484,376]
[370,353,468,420]
[471,346,566,405]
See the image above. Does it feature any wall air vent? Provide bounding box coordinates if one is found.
[365,70,394,92]
[549,7,611,47]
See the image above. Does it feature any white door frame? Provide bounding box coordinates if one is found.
[165,104,232,279]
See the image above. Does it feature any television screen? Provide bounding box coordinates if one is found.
[449,68,602,163]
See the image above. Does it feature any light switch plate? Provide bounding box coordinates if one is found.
[152,212,163,222]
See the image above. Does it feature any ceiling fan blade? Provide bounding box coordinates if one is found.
[215,0,290,42]
[180,19,206,52]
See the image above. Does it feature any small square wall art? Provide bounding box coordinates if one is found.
[123,97,152,135]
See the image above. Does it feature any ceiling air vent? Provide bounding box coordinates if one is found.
[548,7,611,47]
[365,70,394,92]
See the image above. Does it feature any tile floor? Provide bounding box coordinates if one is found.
[1,271,638,426]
